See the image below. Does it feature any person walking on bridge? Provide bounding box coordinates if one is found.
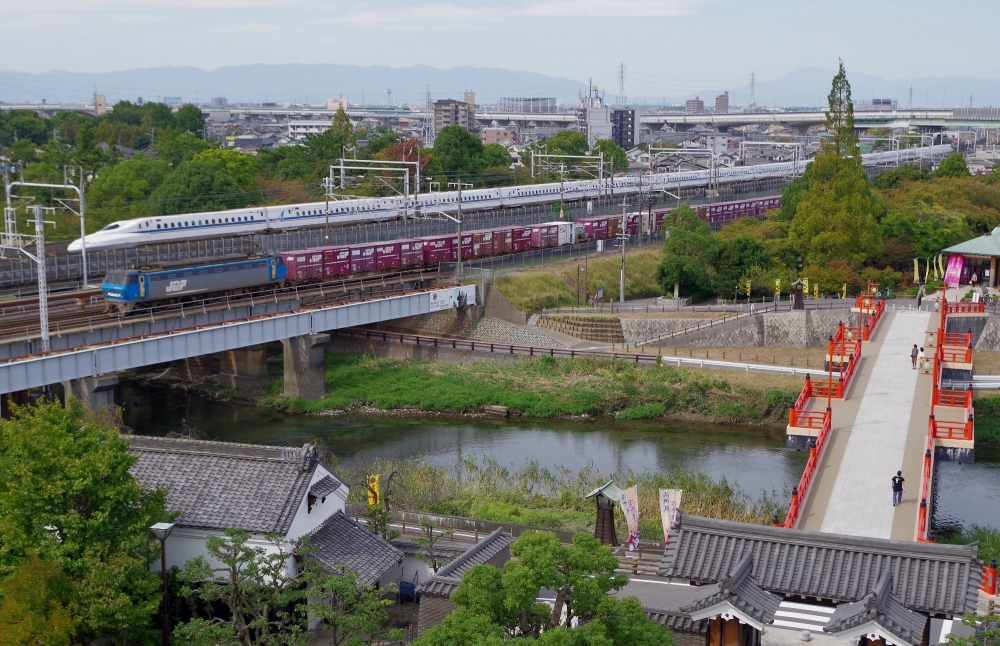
[891,471,905,506]
[911,344,919,369]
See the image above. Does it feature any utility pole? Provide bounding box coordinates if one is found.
[559,163,565,220]
[447,180,472,278]
[618,202,627,304]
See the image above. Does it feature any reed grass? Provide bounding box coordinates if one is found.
[492,272,576,311]
[337,455,786,539]
[936,524,1000,564]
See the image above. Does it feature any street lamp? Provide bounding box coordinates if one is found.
[150,522,176,646]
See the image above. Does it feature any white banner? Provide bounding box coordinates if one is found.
[660,489,682,544]
[429,286,476,312]
[619,485,641,551]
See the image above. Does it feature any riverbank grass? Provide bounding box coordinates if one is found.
[339,456,785,539]
[262,353,797,423]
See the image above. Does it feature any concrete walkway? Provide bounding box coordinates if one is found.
[812,311,931,540]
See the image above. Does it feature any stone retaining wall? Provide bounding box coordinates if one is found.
[626,309,855,348]
[537,315,625,343]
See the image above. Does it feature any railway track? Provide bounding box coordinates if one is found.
[0,268,443,350]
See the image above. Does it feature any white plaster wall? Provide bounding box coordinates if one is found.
[152,527,277,572]
[286,464,349,540]
[379,554,431,590]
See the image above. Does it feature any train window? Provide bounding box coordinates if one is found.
[157,224,161,229]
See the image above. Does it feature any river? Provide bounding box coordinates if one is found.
[119,385,1000,533]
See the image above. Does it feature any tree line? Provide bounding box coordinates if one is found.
[657,61,990,301]
[0,103,629,240]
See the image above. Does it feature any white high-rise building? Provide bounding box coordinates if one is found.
[577,84,611,148]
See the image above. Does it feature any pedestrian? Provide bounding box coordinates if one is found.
[918,347,925,370]
[891,470,905,506]
[972,271,979,287]
[917,283,925,310]
[911,344,918,369]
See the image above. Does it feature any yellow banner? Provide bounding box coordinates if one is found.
[367,474,380,505]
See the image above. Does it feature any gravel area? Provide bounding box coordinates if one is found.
[467,317,565,347]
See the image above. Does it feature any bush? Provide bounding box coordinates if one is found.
[973,395,1000,444]
[614,403,666,420]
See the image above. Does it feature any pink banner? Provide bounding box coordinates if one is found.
[944,254,964,288]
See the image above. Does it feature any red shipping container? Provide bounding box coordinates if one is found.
[530,224,558,248]
[281,249,324,281]
[458,232,475,260]
[398,239,424,268]
[375,241,402,271]
[418,235,456,265]
[318,245,351,278]
[478,230,495,257]
[626,213,640,235]
[491,228,512,254]
[511,226,532,252]
[653,211,667,233]
[471,231,487,258]
[350,243,378,274]
[579,217,608,241]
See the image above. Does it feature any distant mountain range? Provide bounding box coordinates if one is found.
[1,63,997,109]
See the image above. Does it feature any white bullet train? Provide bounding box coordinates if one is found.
[69,145,951,252]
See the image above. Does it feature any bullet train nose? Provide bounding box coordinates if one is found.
[67,238,83,252]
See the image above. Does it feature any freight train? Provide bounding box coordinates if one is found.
[101,194,784,312]
[74,145,952,253]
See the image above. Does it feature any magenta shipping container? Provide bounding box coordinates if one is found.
[281,249,324,281]
[398,239,423,268]
[530,224,559,248]
[374,241,402,271]
[511,226,533,252]
[418,235,456,265]
[349,243,378,274]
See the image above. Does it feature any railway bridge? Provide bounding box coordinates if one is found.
[0,271,477,408]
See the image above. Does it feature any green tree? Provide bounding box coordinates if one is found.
[592,139,628,172]
[174,529,308,646]
[361,125,401,158]
[414,608,507,646]
[0,110,50,147]
[147,160,253,215]
[945,614,999,646]
[87,153,173,220]
[308,566,403,646]
[0,400,167,644]
[193,148,258,189]
[935,152,970,178]
[544,131,588,157]
[789,62,882,265]
[880,209,971,258]
[776,164,813,221]
[483,143,513,168]
[656,205,718,300]
[153,129,215,167]
[432,125,485,182]
[713,237,771,297]
[0,555,77,646]
[174,103,206,135]
[871,164,931,189]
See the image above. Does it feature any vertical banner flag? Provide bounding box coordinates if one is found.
[367,474,380,505]
[944,255,964,288]
[774,279,781,296]
[746,280,751,297]
[619,486,641,551]
[842,283,847,299]
[814,284,819,300]
[660,489,682,544]
[913,258,920,284]
[803,277,809,298]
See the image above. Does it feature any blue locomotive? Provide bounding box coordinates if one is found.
[102,256,286,313]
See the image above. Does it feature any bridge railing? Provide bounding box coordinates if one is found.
[917,421,936,543]
[982,560,998,596]
[945,301,985,315]
[932,387,973,409]
[782,409,831,529]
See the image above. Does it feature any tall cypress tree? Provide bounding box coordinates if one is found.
[789,61,883,265]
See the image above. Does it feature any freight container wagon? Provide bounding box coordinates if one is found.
[458,232,475,260]
[479,230,495,257]
[398,239,424,268]
[418,235,456,265]
[318,246,352,278]
[490,228,512,255]
[530,223,559,248]
[471,231,489,258]
[282,249,325,281]
[350,243,378,274]
[511,226,533,252]
[375,241,402,271]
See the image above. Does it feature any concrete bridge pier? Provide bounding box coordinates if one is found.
[282,334,330,399]
[62,375,119,410]
[219,344,270,390]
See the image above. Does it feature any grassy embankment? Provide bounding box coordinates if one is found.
[338,455,786,538]
[936,524,1000,565]
[973,395,1000,445]
[261,352,798,423]
[492,248,663,311]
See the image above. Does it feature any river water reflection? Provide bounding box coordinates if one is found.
[119,385,998,531]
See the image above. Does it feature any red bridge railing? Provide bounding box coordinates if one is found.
[782,408,831,529]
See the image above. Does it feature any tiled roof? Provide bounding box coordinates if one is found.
[645,609,709,634]
[416,528,513,597]
[584,480,623,501]
[128,435,318,535]
[944,229,1000,257]
[310,475,343,499]
[659,514,981,617]
[306,511,404,586]
[825,569,928,646]
[680,553,782,627]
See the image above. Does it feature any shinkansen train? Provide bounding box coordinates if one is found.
[71,145,952,252]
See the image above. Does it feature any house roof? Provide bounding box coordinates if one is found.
[825,569,928,646]
[943,228,1000,257]
[658,513,981,618]
[680,553,782,628]
[584,480,622,501]
[310,475,343,499]
[645,608,709,634]
[128,435,319,535]
[416,528,514,597]
[305,511,404,586]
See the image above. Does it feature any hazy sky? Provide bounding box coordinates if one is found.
[4,0,997,100]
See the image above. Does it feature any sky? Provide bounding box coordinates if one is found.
[3,0,999,105]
